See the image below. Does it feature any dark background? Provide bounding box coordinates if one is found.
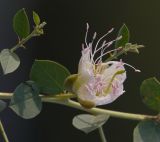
[0,0,159,142]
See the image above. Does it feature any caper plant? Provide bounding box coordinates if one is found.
[0,8,159,142]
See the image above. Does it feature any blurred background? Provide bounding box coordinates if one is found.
[0,0,159,141]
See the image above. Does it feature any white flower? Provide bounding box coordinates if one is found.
[73,23,140,108]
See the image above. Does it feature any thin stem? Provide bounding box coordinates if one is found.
[10,31,35,52]
[0,120,9,142]
[0,92,158,121]
[105,44,144,62]
[98,126,107,142]
[64,99,157,121]
[10,22,46,52]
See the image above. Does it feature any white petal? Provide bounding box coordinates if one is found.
[76,59,126,106]
[103,61,126,84]
[95,84,124,106]
[78,47,93,81]
[77,83,96,101]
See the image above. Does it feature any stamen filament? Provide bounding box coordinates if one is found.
[90,32,97,58]
[92,36,122,64]
[93,28,114,55]
[101,36,122,54]
[85,23,89,47]
[124,63,141,72]
[95,47,122,63]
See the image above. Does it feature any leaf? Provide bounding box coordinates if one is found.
[140,77,160,112]
[133,120,160,142]
[0,100,7,112]
[115,24,130,48]
[0,49,20,74]
[30,60,70,95]
[13,8,30,38]
[33,11,40,25]
[9,81,42,119]
[72,114,110,134]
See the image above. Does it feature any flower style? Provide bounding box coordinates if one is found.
[73,23,140,108]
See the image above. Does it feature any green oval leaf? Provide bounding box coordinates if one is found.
[0,100,7,112]
[9,81,42,119]
[0,49,20,74]
[72,114,110,134]
[13,8,30,38]
[140,77,160,112]
[115,24,129,48]
[30,60,70,95]
[33,11,40,26]
[133,121,160,142]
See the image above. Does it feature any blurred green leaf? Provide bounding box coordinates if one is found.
[9,81,42,119]
[115,24,129,48]
[30,60,70,95]
[0,100,6,112]
[140,77,160,112]
[33,11,40,26]
[0,49,20,74]
[133,120,160,142]
[72,114,110,134]
[13,8,30,38]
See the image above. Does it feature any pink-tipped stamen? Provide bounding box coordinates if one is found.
[101,36,122,54]
[95,47,122,63]
[92,35,122,61]
[93,36,122,63]
[93,28,114,54]
[119,59,140,72]
[124,63,141,72]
